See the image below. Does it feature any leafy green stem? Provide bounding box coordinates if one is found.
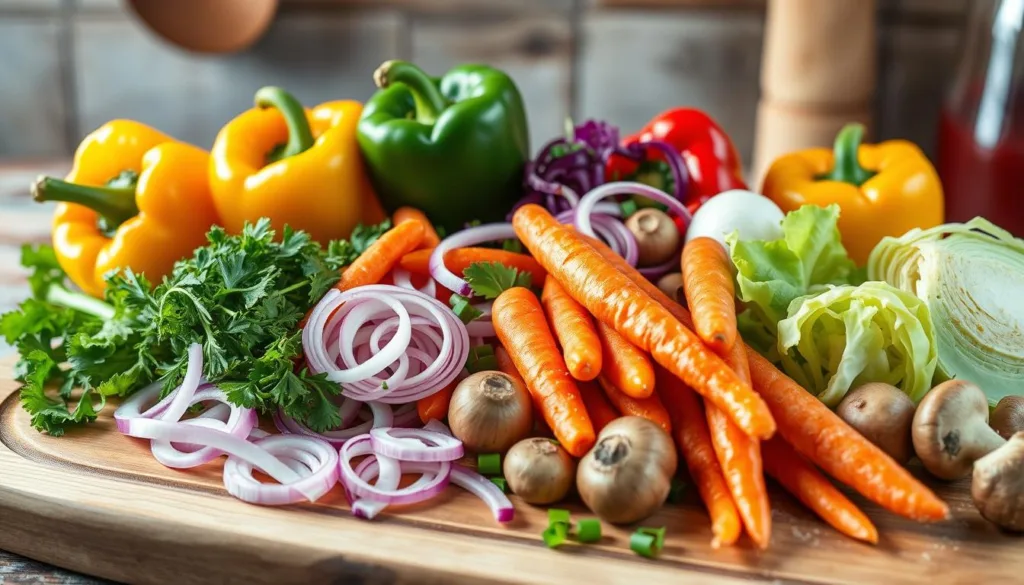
[45,284,115,321]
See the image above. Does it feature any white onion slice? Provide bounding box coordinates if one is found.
[428,223,518,296]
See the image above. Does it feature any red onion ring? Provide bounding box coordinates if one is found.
[556,209,638,266]
[273,401,393,447]
[582,181,693,232]
[451,464,515,523]
[303,285,469,404]
[223,434,339,505]
[638,254,682,281]
[369,428,464,462]
[392,266,437,298]
[428,223,518,296]
[339,435,451,506]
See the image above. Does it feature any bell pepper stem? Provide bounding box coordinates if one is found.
[819,123,876,186]
[46,283,116,321]
[32,176,138,228]
[255,86,315,163]
[373,60,448,124]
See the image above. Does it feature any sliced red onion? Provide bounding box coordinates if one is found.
[150,387,257,469]
[157,343,204,422]
[582,181,693,232]
[351,454,401,519]
[339,435,450,505]
[392,267,437,298]
[274,401,393,447]
[303,285,468,404]
[223,434,339,505]
[369,428,464,462]
[428,223,517,296]
[638,254,682,281]
[451,464,515,524]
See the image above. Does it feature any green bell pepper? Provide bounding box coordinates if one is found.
[357,60,530,233]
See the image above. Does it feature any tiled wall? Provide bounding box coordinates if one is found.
[0,0,967,167]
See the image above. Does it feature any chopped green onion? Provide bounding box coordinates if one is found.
[467,344,497,373]
[630,532,658,558]
[489,477,507,492]
[548,508,571,526]
[478,453,501,475]
[450,294,483,324]
[575,518,602,543]
[631,526,666,558]
[667,477,687,504]
[502,239,523,253]
[542,522,569,548]
[620,198,639,218]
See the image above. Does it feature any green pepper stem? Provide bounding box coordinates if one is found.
[373,60,448,124]
[32,176,138,228]
[46,283,116,321]
[818,123,876,186]
[255,86,315,163]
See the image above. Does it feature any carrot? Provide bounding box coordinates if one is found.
[762,436,879,544]
[512,204,775,440]
[682,237,739,353]
[578,381,619,434]
[393,207,441,248]
[597,375,671,434]
[583,233,949,523]
[417,379,458,424]
[706,404,771,549]
[492,287,596,456]
[656,366,742,548]
[746,349,950,522]
[541,278,603,381]
[496,345,550,437]
[593,321,655,398]
[337,219,425,292]
[399,247,547,285]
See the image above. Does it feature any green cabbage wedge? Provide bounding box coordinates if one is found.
[777,282,938,407]
[868,218,1024,406]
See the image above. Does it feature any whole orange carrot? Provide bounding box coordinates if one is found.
[584,233,949,523]
[417,379,458,424]
[393,207,441,248]
[747,349,949,522]
[597,375,671,434]
[579,381,619,434]
[512,204,774,440]
[594,321,656,398]
[399,247,547,285]
[682,237,739,353]
[492,287,596,456]
[762,437,879,544]
[337,219,425,292]
[657,366,742,548]
[541,278,603,381]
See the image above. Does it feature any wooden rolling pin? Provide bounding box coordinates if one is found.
[751,0,877,186]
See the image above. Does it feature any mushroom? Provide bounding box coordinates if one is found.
[448,371,532,453]
[502,438,575,505]
[912,380,1005,480]
[836,382,916,464]
[972,431,1024,531]
[656,272,684,304]
[991,396,1024,440]
[576,416,677,524]
[625,208,680,267]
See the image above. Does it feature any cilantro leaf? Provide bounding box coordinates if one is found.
[463,262,533,299]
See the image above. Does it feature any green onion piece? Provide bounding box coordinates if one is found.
[575,518,602,543]
[634,526,667,556]
[620,198,639,218]
[630,532,658,558]
[502,239,523,253]
[478,453,501,475]
[471,344,495,358]
[466,344,497,373]
[542,522,569,549]
[548,508,571,526]
[667,477,687,504]
[450,294,483,324]
[489,477,507,492]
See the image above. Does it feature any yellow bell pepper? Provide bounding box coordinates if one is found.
[761,123,944,266]
[33,120,220,298]
[209,86,384,245]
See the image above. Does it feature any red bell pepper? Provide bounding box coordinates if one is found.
[607,108,748,210]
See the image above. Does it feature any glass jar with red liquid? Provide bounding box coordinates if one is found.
[938,0,1024,235]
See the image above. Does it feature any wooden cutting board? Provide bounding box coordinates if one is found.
[0,357,1021,585]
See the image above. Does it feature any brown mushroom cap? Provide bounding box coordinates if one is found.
[656,272,684,304]
[991,396,1024,440]
[625,209,680,267]
[912,380,1005,480]
[972,431,1024,531]
[837,382,916,465]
